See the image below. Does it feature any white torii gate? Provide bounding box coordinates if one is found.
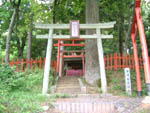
[35,22,116,95]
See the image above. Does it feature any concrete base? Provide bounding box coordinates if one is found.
[146,83,150,96]
[137,91,142,97]
[142,96,150,104]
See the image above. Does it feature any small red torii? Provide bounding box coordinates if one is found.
[131,0,150,96]
[54,39,85,76]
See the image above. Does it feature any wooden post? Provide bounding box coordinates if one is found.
[39,57,42,69]
[111,54,113,70]
[42,29,53,95]
[96,28,107,94]
[59,41,64,77]
[31,58,33,69]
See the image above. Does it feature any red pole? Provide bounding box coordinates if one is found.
[57,40,60,74]
[132,34,142,96]
[136,8,150,95]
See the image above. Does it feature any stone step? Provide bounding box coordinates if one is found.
[58,80,79,82]
[57,86,80,89]
[56,90,81,94]
[56,88,81,92]
[57,82,79,86]
[56,76,81,94]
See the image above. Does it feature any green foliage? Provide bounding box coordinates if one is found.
[0,64,48,113]
[106,69,147,97]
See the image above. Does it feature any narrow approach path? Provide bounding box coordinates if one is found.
[47,94,144,113]
[44,76,145,113]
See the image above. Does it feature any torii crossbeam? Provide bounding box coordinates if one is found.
[35,22,116,94]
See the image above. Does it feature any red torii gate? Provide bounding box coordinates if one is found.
[132,0,150,96]
[54,39,85,77]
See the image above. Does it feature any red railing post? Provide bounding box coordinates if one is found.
[131,55,135,70]
[44,57,46,68]
[125,54,128,67]
[104,56,106,70]
[122,54,125,68]
[31,58,33,69]
[10,58,15,67]
[129,54,131,69]
[16,58,20,72]
[39,57,42,69]
[119,53,121,69]
[35,58,37,69]
[111,54,113,70]
[107,55,109,70]
[114,53,118,71]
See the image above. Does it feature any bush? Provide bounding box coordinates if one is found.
[0,64,48,113]
[0,64,25,92]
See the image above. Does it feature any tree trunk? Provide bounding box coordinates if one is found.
[85,0,100,85]
[5,8,18,63]
[5,0,21,63]
[118,16,124,55]
[124,6,132,54]
[16,33,27,61]
[27,14,33,68]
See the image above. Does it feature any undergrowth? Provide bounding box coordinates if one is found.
[106,69,146,97]
[0,64,55,113]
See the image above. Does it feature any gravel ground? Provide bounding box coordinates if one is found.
[44,94,149,113]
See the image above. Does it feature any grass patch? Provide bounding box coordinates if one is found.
[0,64,53,113]
[106,69,147,97]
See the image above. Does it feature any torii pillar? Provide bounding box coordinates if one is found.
[132,0,150,96]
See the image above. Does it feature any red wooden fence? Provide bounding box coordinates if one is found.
[0,53,145,72]
[104,53,143,71]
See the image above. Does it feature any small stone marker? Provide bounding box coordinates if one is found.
[124,68,132,95]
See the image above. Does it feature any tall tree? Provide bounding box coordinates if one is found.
[27,14,33,68]
[5,0,21,63]
[85,0,100,85]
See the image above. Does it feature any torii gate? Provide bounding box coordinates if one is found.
[35,22,116,94]
[131,0,150,96]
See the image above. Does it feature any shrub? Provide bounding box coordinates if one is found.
[0,64,48,113]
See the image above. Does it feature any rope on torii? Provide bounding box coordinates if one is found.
[35,21,116,95]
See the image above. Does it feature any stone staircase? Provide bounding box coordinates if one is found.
[56,76,81,94]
